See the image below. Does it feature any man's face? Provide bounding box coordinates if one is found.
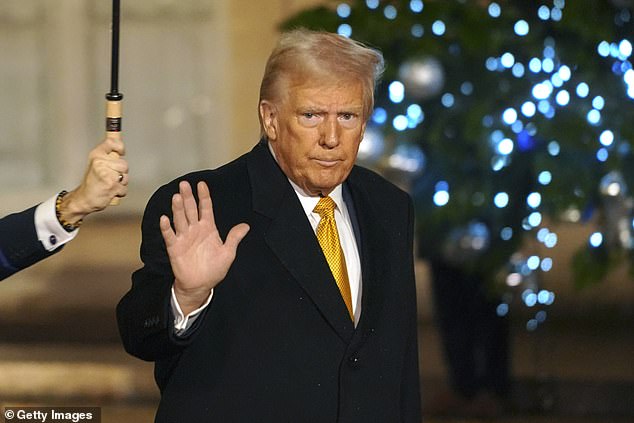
[260,80,367,197]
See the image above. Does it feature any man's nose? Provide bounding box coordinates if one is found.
[320,115,340,148]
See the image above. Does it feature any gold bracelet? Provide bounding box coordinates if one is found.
[55,190,83,232]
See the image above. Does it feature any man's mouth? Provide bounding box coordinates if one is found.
[314,158,341,167]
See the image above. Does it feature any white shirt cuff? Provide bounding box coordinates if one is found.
[171,286,214,335]
[34,194,78,252]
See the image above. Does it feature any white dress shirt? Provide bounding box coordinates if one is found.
[34,194,78,251]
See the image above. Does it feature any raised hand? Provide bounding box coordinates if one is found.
[160,180,250,314]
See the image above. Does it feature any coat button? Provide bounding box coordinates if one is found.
[348,354,360,367]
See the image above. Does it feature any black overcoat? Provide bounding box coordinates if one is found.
[117,140,421,422]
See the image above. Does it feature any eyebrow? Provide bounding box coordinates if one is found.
[297,105,364,113]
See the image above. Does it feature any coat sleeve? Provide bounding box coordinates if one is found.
[116,182,193,362]
[0,206,55,281]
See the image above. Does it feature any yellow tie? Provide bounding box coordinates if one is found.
[313,196,354,321]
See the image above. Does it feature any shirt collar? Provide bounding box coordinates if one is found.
[289,179,344,218]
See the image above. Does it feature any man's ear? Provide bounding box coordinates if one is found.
[259,101,278,141]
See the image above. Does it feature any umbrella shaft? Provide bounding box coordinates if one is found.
[110,0,121,94]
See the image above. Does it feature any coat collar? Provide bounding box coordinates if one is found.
[247,139,291,219]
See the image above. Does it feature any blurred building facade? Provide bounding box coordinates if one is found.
[0,0,321,214]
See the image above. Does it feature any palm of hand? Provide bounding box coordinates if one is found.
[160,181,250,307]
[166,216,237,291]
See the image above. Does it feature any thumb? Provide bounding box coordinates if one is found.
[224,223,250,251]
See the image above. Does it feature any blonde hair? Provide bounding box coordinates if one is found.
[258,28,384,132]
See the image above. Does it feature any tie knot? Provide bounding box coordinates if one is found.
[313,196,336,217]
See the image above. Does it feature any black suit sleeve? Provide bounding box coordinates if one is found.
[116,181,195,362]
[0,206,56,281]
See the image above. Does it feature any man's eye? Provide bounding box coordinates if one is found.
[338,113,360,128]
[298,113,321,127]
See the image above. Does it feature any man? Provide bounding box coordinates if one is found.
[117,29,421,422]
[0,137,128,281]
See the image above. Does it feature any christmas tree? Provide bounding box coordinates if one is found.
[282,0,634,292]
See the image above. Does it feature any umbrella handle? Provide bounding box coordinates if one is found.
[106,96,122,205]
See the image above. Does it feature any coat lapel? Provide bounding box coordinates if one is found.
[346,168,390,337]
[247,142,355,342]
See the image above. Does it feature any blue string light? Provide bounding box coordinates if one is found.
[550,7,563,21]
[576,82,590,98]
[521,101,536,117]
[411,24,424,38]
[540,258,553,272]
[388,81,405,103]
[512,63,526,78]
[337,24,352,37]
[494,192,510,208]
[488,2,501,18]
[371,107,387,125]
[409,0,424,13]
[384,5,397,20]
[336,3,351,18]
[365,0,379,10]
[514,20,530,36]
[599,130,614,147]
[500,227,513,241]
[589,232,604,247]
[544,232,558,248]
[538,171,552,185]
[431,20,446,36]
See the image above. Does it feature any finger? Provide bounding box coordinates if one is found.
[95,157,128,188]
[179,181,199,225]
[106,157,129,173]
[171,193,188,234]
[88,156,126,182]
[109,173,128,199]
[107,151,121,162]
[87,162,121,194]
[114,191,127,200]
[197,181,214,223]
[97,158,127,181]
[116,172,129,187]
[115,183,128,199]
[103,137,126,156]
[89,139,124,163]
[159,215,176,247]
[109,165,129,179]
[224,223,250,252]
